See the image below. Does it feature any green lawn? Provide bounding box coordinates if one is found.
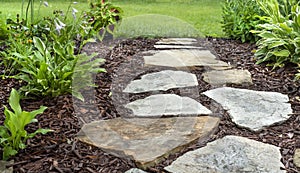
[0,0,224,38]
[0,0,88,22]
[112,0,224,37]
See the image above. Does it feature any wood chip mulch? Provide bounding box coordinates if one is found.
[0,37,299,173]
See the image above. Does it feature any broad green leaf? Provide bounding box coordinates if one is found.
[29,106,47,119]
[3,146,17,160]
[8,89,22,116]
[28,128,53,138]
[268,40,286,49]
[271,50,290,57]
[33,37,46,55]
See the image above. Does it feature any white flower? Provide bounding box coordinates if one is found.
[73,2,78,4]
[72,8,78,19]
[72,8,78,13]
[43,1,49,7]
[54,19,66,34]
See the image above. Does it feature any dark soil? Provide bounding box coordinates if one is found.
[0,37,299,173]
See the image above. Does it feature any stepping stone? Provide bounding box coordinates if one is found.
[143,49,229,68]
[203,87,292,131]
[156,38,197,45]
[154,45,202,49]
[165,135,285,173]
[202,69,252,85]
[125,94,212,117]
[294,149,300,168]
[125,168,147,173]
[77,116,220,169]
[123,70,198,93]
[0,160,13,173]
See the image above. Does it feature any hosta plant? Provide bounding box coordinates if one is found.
[0,89,52,160]
[252,0,300,74]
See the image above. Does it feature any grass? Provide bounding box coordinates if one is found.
[112,0,224,38]
[0,0,224,38]
[0,0,88,22]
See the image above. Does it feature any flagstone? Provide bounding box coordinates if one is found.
[165,135,285,173]
[143,49,229,68]
[125,168,148,173]
[203,87,292,131]
[202,69,252,85]
[156,38,197,45]
[123,70,198,93]
[125,94,212,117]
[0,160,13,173]
[154,45,202,49]
[294,149,300,168]
[77,116,220,169]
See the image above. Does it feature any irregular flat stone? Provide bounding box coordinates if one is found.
[125,94,212,117]
[156,38,197,45]
[143,49,229,68]
[294,149,300,168]
[165,135,285,173]
[154,45,202,49]
[77,116,220,169]
[203,87,292,131]
[125,168,148,173]
[0,160,13,173]
[202,69,253,85]
[123,70,198,93]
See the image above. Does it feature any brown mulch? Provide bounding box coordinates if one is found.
[0,37,299,173]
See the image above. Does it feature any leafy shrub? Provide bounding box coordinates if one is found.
[221,0,265,43]
[85,0,123,36]
[251,0,300,75]
[0,89,52,160]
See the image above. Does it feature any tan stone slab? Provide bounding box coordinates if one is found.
[154,45,202,49]
[143,49,229,68]
[202,69,253,85]
[0,160,13,173]
[156,38,197,45]
[77,116,220,169]
[294,149,300,168]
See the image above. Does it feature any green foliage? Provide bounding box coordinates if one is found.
[0,89,52,160]
[1,0,111,99]
[251,0,300,75]
[0,12,9,40]
[85,0,123,36]
[221,0,265,42]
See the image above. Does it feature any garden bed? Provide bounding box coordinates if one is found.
[0,37,300,173]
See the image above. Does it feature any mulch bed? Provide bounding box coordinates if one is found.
[0,37,299,173]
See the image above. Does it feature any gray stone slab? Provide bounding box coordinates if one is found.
[156,38,197,45]
[203,87,292,131]
[294,149,300,168]
[125,168,148,173]
[77,116,220,169]
[143,49,229,68]
[123,70,198,93]
[202,69,253,85]
[125,94,212,117]
[154,45,202,49]
[165,135,285,173]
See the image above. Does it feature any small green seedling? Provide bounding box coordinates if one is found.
[0,89,52,160]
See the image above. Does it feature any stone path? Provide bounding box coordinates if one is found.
[77,38,293,172]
